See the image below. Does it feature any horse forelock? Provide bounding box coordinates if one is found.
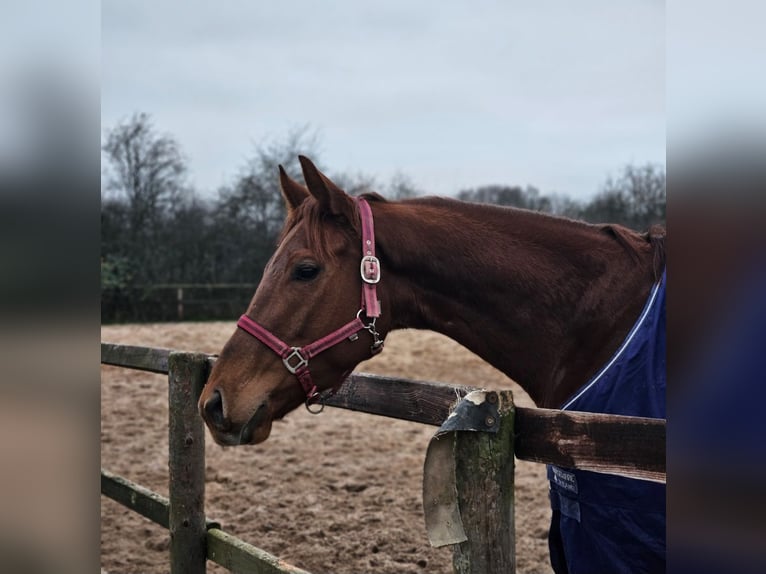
[276,196,362,263]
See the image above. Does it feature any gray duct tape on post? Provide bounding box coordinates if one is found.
[422,390,500,547]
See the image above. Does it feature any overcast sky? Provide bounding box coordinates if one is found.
[102,1,664,200]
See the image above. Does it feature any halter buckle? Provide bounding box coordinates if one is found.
[360,255,381,284]
[282,348,309,374]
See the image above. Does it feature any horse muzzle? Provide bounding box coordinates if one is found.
[199,388,273,446]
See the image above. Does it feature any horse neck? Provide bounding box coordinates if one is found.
[371,197,658,408]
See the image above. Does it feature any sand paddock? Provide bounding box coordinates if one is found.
[101,322,553,573]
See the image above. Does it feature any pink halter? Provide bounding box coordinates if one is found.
[236,198,383,410]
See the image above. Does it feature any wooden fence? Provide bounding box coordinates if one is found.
[101,283,258,323]
[100,342,665,574]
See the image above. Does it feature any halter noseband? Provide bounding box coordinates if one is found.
[236,198,383,412]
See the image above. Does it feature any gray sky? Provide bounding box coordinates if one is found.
[102,1,664,200]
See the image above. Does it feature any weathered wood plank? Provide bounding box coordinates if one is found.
[101,343,665,481]
[102,468,308,572]
[207,528,313,574]
[168,352,209,574]
[320,372,467,426]
[322,376,665,481]
[101,343,171,373]
[101,468,170,528]
[452,391,516,574]
[101,468,221,529]
[514,407,666,482]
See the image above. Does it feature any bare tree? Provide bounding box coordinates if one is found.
[546,192,583,219]
[385,172,422,199]
[583,164,666,229]
[102,112,190,282]
[211,126,322,282]
[616,163,666,226]
[102,112,188,220]
[457,184,545,210]
[330,171,378,196]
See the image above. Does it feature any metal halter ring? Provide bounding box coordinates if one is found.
[305,398,325,415]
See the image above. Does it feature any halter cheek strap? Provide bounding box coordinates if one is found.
[359,198,381,317]
[236,197,383,409]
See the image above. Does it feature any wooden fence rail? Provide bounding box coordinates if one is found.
[101,469,310,574]
[102,283,259,322]
[101,342,665,574]
[101,343,665,482]
[102,347,313,574]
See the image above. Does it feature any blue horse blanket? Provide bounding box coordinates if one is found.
[548,270,666,574]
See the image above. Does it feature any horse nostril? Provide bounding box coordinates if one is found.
[203,389,230,431]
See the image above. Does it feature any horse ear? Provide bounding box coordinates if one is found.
[298,155,354,220]
[278,165,309,213]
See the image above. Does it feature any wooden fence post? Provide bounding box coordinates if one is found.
[168,352,208,574]
[177,287,184,321]
[452,390,516,574]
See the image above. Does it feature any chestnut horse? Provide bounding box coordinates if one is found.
[199,156,666,573]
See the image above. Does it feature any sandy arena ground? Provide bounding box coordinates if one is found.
[101,322,553,573]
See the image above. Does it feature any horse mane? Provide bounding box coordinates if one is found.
[646,224,667,281]
[599,223,667,281]
[281,192,667,282]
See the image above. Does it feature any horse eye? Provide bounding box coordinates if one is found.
[293,263,321,282]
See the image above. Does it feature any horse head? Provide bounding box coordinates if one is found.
[198,156,388,445]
